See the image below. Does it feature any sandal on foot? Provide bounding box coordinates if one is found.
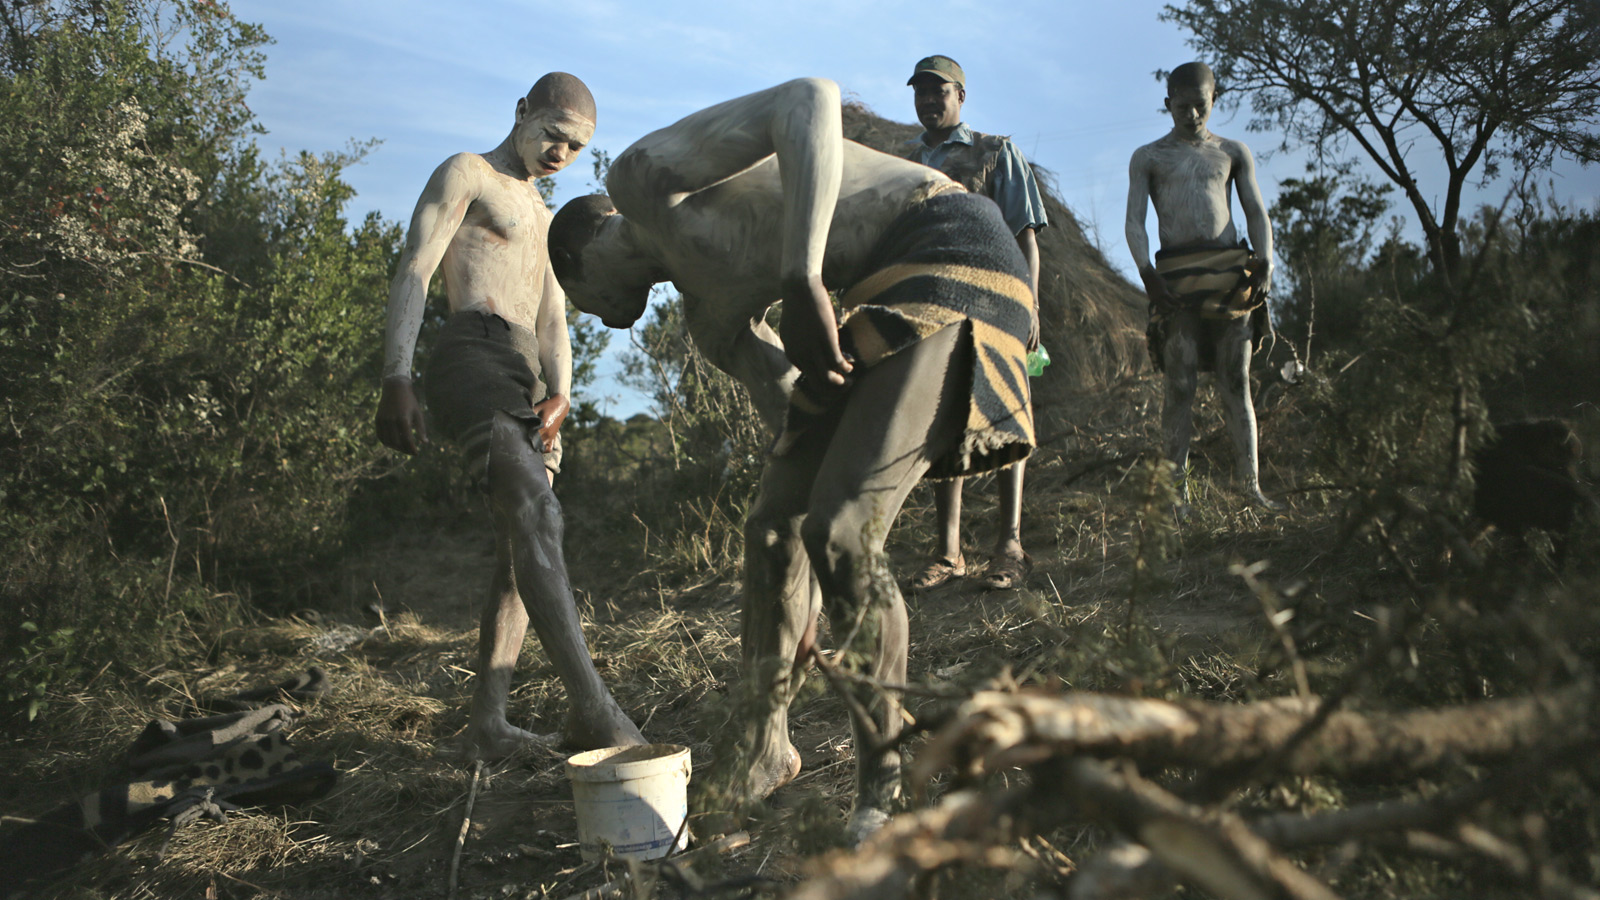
[909,555,965,590]
[983,552,1033,590]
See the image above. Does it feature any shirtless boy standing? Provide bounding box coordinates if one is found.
[549,78,1035,838]
[376,73,645,758]
[1126,61,1280,511]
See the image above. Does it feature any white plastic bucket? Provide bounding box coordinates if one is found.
[565,743,691,861]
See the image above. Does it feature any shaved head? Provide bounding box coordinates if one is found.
[1167,62,1216,96]
[527,72,596,122]
[549,193,616,285]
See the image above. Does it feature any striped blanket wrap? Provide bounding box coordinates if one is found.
[777,191,1035,479]
[1147,243,1271,373]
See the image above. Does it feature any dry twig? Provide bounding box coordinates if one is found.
[446,760,484,900]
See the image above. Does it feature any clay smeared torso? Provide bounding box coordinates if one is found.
[439,157,554,333]
[610,140,953,317]
[1139,134,1240,251]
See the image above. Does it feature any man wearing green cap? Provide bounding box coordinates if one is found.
[902,54,1048,591]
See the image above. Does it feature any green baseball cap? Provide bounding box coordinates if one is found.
[907,55,964,87]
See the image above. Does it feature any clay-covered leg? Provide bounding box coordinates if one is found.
[485,410,645,752]
[1161,312,1201,511]
[458,533,548,759]
[722,446,826,809]
[1214,318,1281,510]
[802,324,970,839]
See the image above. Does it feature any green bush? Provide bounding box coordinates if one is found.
[0,2,402,726]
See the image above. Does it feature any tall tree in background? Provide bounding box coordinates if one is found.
[1163,0,1600,286]
[1267,164,1392,344]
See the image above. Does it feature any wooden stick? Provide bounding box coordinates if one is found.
[446,760,484,900]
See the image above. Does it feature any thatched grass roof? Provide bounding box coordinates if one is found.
[840,101,1149,401]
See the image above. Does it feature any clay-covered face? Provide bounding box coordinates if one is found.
[912,79,964,134]
[514,106,595,178]
[1165,85,1215,136]
[566,217,652,329]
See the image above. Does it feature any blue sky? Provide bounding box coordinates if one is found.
[232,0,1599,417]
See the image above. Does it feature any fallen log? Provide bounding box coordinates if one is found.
[785,683,1598,900]
[911,683,1595,786]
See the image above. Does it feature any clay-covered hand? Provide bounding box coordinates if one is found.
[376,376,427,454]
[1253,263,1273,299]
[779,273,853,387]
[1138,267,1178,314]
[530,393,569,453]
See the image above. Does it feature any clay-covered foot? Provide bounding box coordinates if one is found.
[748,741,803,800]
[693,739,801,831]
[845,806,891,846]
[909,555,965,591]
[1247,490,1286,512]
[982,552,1032,590]
[452,717,558,761]
[562,700,647,751]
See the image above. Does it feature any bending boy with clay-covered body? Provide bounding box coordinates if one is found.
[376,73,644,759]
[1125,61,1279,511]
[551,78,1035,837]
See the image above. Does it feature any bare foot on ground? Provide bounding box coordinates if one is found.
[748,741,803,799]
[451,717,558,761]
[1247,489,1286,511]
[561,701,647,751]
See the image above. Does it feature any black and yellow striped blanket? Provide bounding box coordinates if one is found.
[776,191,1034,479]
[1147,242,1272,373]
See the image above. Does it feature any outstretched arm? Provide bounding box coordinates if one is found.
[614,78,851,385]
[1017,227,1041,349]
[1230,140,1274,296]
[1125,149,1176,312]
[377,154,478,454]
[530,265,574,452]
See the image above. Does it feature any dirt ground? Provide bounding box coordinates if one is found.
[0,382,1449,899]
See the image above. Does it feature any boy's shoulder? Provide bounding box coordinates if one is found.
[1130,134,1167,158]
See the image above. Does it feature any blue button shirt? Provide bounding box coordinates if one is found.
[906,123,1049,236]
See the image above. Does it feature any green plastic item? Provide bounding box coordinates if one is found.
[1026,343,1051,377]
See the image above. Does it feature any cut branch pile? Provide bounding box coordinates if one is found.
[789,685,1600,900]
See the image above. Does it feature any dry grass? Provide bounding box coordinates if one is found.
[5,363,1595,900]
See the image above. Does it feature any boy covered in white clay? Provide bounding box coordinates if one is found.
[1126,61,1281,512]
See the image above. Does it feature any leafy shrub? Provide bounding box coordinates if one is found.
[0,2,402,725]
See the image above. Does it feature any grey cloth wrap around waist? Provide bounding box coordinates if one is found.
[423,310,561,486]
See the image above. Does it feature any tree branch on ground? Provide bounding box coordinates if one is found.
[787,682,1597,899]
